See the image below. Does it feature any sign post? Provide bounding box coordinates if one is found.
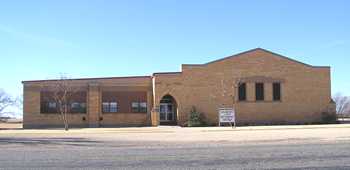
[218,108,235,128]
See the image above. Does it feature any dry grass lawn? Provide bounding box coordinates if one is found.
[1,124,350,145]
[0,122,22,129]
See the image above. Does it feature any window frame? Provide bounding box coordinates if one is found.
[102,102,118,113]
[139,102,147,113]
[41,101,59,114]
[109,102,118,113]
[70,102,87,113]
[131,101,147,113]
[102,102,110,113]
[272,82,281,101]
[255,82,265,101]
[238,83,247,101]
[131,102,140,113]
[48,102,57,109]
[40,91,87,114]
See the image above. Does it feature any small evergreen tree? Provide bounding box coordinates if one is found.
[188,106,206,127]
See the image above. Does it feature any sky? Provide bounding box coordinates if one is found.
[0,0,349,115]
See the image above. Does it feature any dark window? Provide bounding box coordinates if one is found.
[102,91,147,113]
[131,102,147,113]
[70,102,87,113]
[40,91,87,114]
[102,102,109,113]
[41,101,58,113]
[102,102,118,113]
[131,102,139,112]
[140,102,147,113]
[238,83,246,101]
[48,102,57,109]
[69,92,87,113]
[255,83,264,101]
[273,83,281,101]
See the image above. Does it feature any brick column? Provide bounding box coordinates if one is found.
[23,85,41,129]
[265,82,273,101]
[88,83,100,128]
[151,77,159,126]
[247,82,255,102]
[146,91,153,125]
[151,110,159,126]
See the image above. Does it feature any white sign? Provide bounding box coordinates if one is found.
[219,108,235,124]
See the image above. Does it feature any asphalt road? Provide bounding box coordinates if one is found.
[1,137,350,170]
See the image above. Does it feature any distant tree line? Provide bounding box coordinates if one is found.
[0,89,17,117]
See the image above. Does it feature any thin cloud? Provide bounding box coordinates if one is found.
[0,24,75,48]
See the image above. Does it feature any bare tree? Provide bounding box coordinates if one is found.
[333,93,350,120]
[209,70,242,127]
[16,95,23,115]
[232,70,243,105]
[45,76,78,131]
[0,89,16,116]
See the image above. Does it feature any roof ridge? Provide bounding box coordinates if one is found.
[184,48,329,68]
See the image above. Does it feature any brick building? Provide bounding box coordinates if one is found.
[22,48,335,128]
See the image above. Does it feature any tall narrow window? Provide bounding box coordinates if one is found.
[273,82,281,101]
[255,83,264,101]
[238,83,246,101]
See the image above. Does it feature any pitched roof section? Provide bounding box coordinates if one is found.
[183,48,330,68]
[152,72,182,76]
[23,48,329,83]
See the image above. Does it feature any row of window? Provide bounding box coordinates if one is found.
[41,101,147,114]
[238,82,281,101]
[102,101,147,113]
[41,102,87,114]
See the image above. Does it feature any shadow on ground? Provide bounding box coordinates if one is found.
[0,137,102,146]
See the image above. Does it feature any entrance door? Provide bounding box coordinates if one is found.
[159,103,174,122]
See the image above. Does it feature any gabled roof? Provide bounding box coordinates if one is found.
[183,48,330,68]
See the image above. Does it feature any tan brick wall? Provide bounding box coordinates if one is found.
[88,83,100,127]
[23,85,88,128]
[23,77,153,128]
[23,49,333,128]
[100,113,148,127]
[153,49,333,126]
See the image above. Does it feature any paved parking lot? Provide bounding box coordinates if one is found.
[1,124,350,169]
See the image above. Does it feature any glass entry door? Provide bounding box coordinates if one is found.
[159,103,174,122]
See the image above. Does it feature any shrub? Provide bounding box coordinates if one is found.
[321,111,337,124]
[188,106,207,127]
